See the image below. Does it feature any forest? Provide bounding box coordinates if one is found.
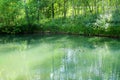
[0,0,120,80]
[0,0,120,37]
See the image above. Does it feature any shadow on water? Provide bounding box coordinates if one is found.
[0,34,120,80]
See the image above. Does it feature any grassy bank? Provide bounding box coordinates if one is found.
[0,15,120,38]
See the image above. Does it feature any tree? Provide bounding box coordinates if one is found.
[23,0,31,27]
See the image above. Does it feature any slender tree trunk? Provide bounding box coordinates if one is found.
[63,0,67,19]
[51,0,55,19]
[102,0,104,13]
[72,0,75,18]
[37,0,40,23]
[24,0,30,27]
[58,3,61,17]
[95,0,97,14]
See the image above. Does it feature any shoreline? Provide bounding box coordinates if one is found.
[0,31,119,39]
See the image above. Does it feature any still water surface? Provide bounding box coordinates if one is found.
[0,34,120,80]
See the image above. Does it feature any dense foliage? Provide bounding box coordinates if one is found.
[0,0,120,37]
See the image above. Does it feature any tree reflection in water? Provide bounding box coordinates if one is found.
[51,46,120,80]
[0,35,120,80]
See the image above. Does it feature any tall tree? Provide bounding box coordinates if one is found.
[63,0,67,19]
[23,0,31,26]
[37,0,40,22]
[51,0,55,19]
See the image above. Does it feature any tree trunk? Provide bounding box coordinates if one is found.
[37,0,40,23]
[24,0,30,27]
[51,0,55,19]
[63,0,67,19]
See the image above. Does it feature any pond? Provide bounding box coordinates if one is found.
[0,34,120,80]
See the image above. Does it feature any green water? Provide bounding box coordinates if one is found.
[0,34,120,80]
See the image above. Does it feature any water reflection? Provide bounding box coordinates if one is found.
[0,34,120,80]
[51,47,120,80]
